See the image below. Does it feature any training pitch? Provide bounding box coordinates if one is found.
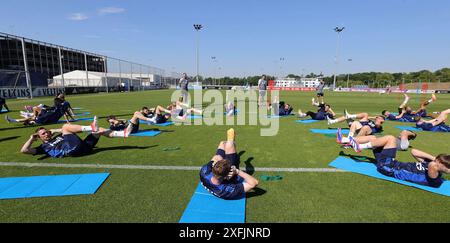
[0,90,449,223]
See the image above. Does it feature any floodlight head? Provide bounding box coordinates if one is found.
[194,24,203,31]
[334,27,345,33]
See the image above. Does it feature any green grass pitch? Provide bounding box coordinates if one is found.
[0,90,449,223]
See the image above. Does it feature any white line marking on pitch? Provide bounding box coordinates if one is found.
[0,162,346,173]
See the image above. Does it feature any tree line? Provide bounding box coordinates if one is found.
[192,68,450,87]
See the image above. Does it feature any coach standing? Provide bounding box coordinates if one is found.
[258,75,268,107]
[316,81,325,104]
[179,73,190,104]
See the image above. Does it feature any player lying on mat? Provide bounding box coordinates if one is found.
[337,129,417,151]
[6,97,72,125]
[166,97,203,120]
[0,97,10,113]
[56,93,76,120]
[347,135,449,188]
[297,101,335,120]
[20,117,133,158]
[22,93,76,121]
[382,94,437,122]
[199,129,259,200]
[225,101,237,117]
[107,107,171,136]
[415,109,450,132]
[268,96,294,116]
[327,110,384,136]
[107,107,154,136]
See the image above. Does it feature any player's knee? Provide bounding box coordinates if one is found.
[218,141,226,149]
[62,124,70,131]
[385,135,396,141]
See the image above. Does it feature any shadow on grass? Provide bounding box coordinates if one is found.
[0,136,20,143]
[37,145,158,160]
[338,151,377,164]
[247,187,267,199]
[238,151,255,175]
[90,145,158,155]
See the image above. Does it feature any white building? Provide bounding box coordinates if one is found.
[51,70,162,87]
[301,78,322,88]
[274,77,322,88]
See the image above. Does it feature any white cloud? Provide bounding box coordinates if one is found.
[98,7,126,15]
[68,13,89,21]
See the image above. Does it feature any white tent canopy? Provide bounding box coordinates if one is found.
[51,70,162,87]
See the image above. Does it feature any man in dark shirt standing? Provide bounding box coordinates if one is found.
[316,81,325,104]
[179,73,190,105]
[258,75,268,107]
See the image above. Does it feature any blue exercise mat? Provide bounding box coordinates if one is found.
[296,119,320,124]
[188,115,203,119]
[267,114,294,118]
[329,157,450,197]
[0,173,110,200]
[395,126,423,132]
[74,112,91,116]
[139,120,175,127]
[57,117,95,124]
[130,130,161,137]
[310,129,350,135]
[179,183,246,223]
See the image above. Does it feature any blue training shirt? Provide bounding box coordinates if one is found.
[417,122,450,133]
[35,135,83,158]
[199,161,245,200]
[377,159,444,188]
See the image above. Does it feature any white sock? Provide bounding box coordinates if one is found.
[427,99,433,104]
[348,132,354,137]
[329,119,338,124]
[359,142,373,150]
[347,114,357,119]
[402,96,410,106]
[341,137,350,143]
[81,126,93,132]
[110,131,126,138]
[147,117,157,123]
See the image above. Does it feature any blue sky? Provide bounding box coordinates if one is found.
[1,0,450,77]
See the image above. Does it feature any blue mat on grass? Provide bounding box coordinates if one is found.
[0,173,110,200]
[395,126,423,132]
[179,183,246,223]
[310,129,350,135]
[57,117,94,123]
[130,130,161,137]
[139,120,175,127]
[296,119,320,124]
[74,112,91,116]
[329,157,450,197]
[267,114,294,119]
[188,115,203,119]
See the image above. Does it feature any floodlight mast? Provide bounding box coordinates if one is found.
[333,27,345,90]
[194,24,203,86]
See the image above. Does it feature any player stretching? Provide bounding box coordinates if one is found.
[415,109,450,133]
[382,94,437,122]
[347,135,449,188]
